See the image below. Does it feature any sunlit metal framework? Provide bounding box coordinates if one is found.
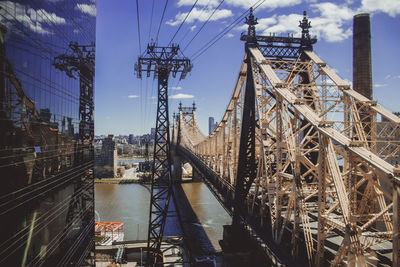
[175,12,400,266]
[176,101,206,149]
[135,43,191,266]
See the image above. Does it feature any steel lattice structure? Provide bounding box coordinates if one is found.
[174,10,400,267]
[135,43,191,266]
[53,42,95,145]
[53,42,96,261]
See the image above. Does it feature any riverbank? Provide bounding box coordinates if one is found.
[95,178,149,184]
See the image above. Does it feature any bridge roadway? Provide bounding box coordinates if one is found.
[176,145,295,266]
[176,145,393,266]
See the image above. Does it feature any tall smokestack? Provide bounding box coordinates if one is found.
[353,13,372,100]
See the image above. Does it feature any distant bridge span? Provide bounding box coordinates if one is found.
[172,12,400,267]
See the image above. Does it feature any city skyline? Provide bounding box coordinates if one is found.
[95,0,400,136]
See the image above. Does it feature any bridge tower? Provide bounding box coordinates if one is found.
[135,43,191,265]
[233,7,258,225]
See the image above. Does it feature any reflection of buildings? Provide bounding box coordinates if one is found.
[0,1,96,266]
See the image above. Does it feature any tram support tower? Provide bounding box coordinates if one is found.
[53,42,95,146]
[135,43,191,266]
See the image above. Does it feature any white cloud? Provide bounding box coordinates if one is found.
[0,2,66,35]
[128,95,139,98]
[308,3,354,42]
[236,16,277,31]
[225,33,234,38]
[225,0,301,10]
[384,74,400,80]
[178,0,301,10]
[260,14,302,35]
[343,78,352,87]
[77,4,96,16]
[243,3,354,43]
[190,25,197,31]
[375,83,388,88]
[166,7,232,26]
[170,93,195,99]
[170,86,183,90]
[28,8,66,25]
[177,0,220,8]
[359,0,400,17]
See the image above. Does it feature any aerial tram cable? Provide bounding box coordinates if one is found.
[191,0,265,60]
[155,0,170,43]
[191,0,265,61]
[147,0,155,43]
[177,0,213,45]
[136,0,142,53]
[168,0,200,45]
[182,0,226,52]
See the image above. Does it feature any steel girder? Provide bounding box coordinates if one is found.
[175,46,400,266]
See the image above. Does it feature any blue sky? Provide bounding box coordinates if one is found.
[94,0,400,136]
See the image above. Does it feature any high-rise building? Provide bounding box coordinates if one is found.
[209,117,214,135]
[208,117,218,135]
[100,135,117,177]
[0,1,96,266]
[128,134,134,144]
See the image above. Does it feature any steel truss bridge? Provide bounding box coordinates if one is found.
[172,11,400,267]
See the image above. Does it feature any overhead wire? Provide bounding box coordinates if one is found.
[177,0,213,45]
[182,0,226,52]
[168,0,199,45]
[191,0,266,61]
[156,0,170,43]
[135,0,142,53]
[135,0,145,133]
[148,0,155,43]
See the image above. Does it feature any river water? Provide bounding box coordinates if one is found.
[95,182,231,251]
